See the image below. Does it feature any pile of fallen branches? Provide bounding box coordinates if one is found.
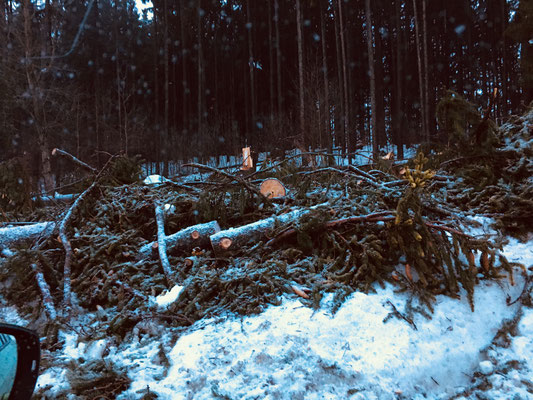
[1,136,529,344]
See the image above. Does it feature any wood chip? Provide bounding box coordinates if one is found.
[291,285,310,299]
[405,264,413,281]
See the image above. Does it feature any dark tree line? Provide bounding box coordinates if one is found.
[0,0,531,191]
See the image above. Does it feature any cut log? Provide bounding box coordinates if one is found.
[260,178,286,199]
[138,221,221,260]
[210,209,311,256]
[0,222,55,249]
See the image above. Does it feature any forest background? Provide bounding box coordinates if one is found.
[0,0,531,193]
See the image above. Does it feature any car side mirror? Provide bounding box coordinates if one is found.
[0,323,40,400]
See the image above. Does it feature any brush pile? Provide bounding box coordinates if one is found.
[0,105,531,399]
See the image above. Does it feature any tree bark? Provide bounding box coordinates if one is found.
[210,209,311,256]
[338,0,350,160]
[138,221,221,260]
[295,0,305,147]
[364,0,378,160]
[412,0,426,142]
[163,0,169,176]
[319,0,331,152]
[274,0,282,117]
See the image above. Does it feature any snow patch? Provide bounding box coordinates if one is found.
[156,285,184,309]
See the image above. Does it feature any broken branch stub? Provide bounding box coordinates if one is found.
[138,221,221,260]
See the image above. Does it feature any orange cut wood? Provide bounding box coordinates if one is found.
[291,285,310,299]
[190,230,200,240]
[219,237,233,250]
[260,178,286,199]
[405,264,413,281]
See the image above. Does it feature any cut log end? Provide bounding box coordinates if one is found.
[190,230,200,240]
[260,178,286,199]
[219,237,232,250]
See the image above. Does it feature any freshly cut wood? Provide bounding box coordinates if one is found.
[138,221,221,260]
[291,285,310,299]
[260,178,286,199]
[210,209,310,256]
[0,222,55,249]
[241,146,253,170]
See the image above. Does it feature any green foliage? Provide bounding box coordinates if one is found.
[436,91,498,151]
[104,155,143,186]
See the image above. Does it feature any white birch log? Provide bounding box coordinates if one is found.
[138,221,221,260]
[209,209,311,256]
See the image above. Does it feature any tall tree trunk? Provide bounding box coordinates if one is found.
[274,0,282,119]
[268,0,275,126]
[153,11,160,173]
[333,3,345,154]
[365,0,378,161]
[337,0,350,159]
[295,0,305,146]
[197,0,203,148]
[393,0,404,159]
[422,0,430,140]
[373,0,386,148]
[412,0,427,142]
[114,0,123,152]
[162,0,169,176]
[22,0,54,192]
[320,0,331,152]
[246,0,256,143]
[179,2,189,139]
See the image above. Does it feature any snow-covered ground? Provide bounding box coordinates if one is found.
[34,225,532,400]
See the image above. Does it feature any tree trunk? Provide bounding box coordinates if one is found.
[320,0,331,152]
[246,0,256,143]
[393,0,404,159]
[163,0,169,176]
[333,3,345,155]
[268,0,275,126]
[422,0,430,140]
[274,0,282,118]
[337,0,350,160]
[365,0,378,161]
[412,0,426,142]
[295,0,305,147]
